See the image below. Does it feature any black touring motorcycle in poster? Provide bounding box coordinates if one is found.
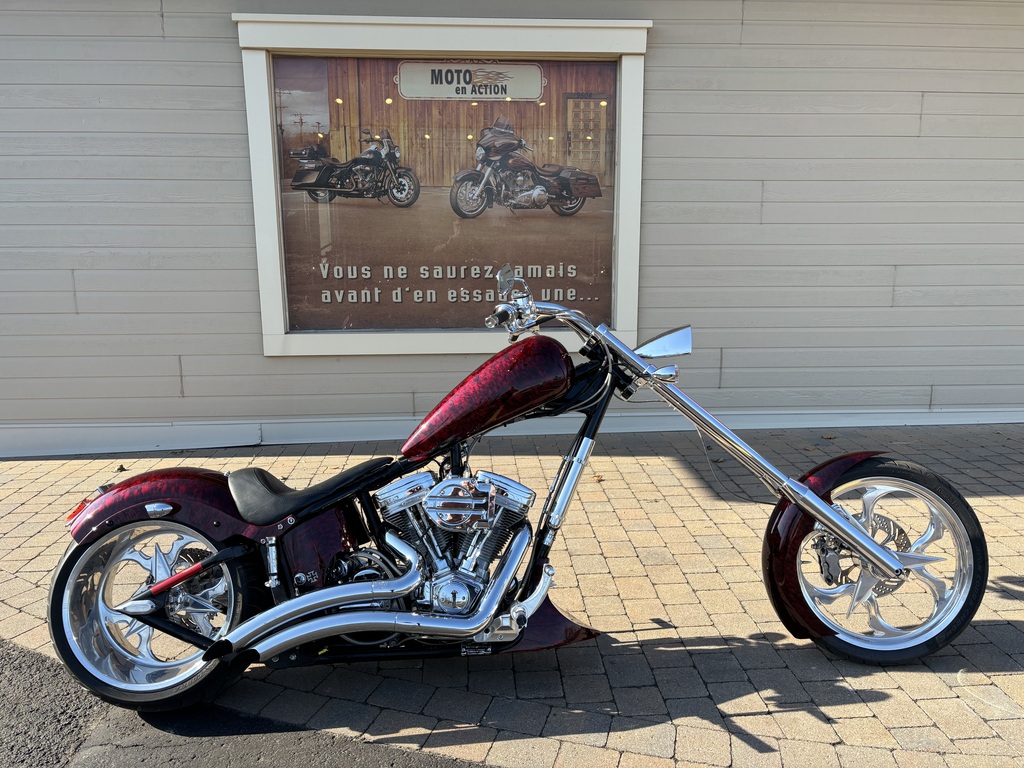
[289,129,420,207]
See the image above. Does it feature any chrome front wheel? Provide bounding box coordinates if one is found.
[49,521,251,710]
[387,169,420,207]
[450,178,490,218]
[792,459,987,663]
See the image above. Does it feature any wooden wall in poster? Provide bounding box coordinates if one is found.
[325,59,616,188]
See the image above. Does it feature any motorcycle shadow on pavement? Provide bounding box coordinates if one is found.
[184,630,888,757]
[163,622,1022,759]
[140,704,307,736]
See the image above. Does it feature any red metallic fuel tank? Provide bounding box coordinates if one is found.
[402,335,573,461]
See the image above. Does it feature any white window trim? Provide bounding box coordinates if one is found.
[234,14,651,356]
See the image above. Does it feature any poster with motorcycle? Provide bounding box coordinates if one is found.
[272,56,616,331]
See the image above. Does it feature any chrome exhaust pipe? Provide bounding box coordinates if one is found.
[205,532,422,660]
[248,525,532,662]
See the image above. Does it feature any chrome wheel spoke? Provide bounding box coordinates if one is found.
[915,567,950,608]
[910,503,947,553]
[126,622,160,663]
[61,522,236,693]
[154,536,189,582]
[846,571,881,619]
[194,575,229,606]
[119,545,154,572]
[177,594,220,637]
[797,472,974,652]
[179,594,221,615]
[808,581,856,606]
[858,487,888,536]
[862,594,906,638]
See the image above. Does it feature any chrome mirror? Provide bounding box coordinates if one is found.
[496,264,516,300]
[652,366,679,382]
[635,326,692,359]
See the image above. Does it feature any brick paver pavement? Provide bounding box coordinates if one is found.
[3,424,1024,767]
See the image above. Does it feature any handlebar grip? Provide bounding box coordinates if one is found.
[485,305,514,329]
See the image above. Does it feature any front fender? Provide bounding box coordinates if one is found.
[452,168,484,185]
[761,452,883,639]
[69,467,256,547]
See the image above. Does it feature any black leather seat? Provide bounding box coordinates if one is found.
[228,458,393,526]
[538,163,575,176]
[323,156,354,169]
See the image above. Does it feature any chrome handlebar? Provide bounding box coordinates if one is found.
[484,304,515,329]
[485,284,667,388]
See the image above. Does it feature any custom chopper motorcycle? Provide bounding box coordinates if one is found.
[49,266,987,711]
[450,117,602,218]
[289,129,420,207]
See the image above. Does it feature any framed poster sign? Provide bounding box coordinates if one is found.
[235,15,650,355]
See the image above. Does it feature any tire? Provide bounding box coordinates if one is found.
[307,189,336,203]
[779,457,987,664]
[49,520,262,711]
[387,169,420,207]
[549,197,586,216]
[450,178,490,218]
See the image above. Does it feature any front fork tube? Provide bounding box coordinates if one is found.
[518,435,595,598]
[519,391,612,599]
[472,165,493,201]
[651,379,907,579]
[542,436,596,542]
[590,325,907,580]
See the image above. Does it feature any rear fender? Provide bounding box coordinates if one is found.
[761,452,884,639]
[69,468,256,547]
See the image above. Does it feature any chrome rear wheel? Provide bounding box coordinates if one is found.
[549,196,586,216]
[307,189,336,203]
[50,521,248,709]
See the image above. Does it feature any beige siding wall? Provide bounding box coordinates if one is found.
[640,0,1024,417]
[2,0,1023,455]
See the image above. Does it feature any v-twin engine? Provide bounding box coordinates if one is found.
[504,171,548,208]
[511,186,548,208]
[375,471,536,615]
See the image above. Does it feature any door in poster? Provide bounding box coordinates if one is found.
[566,94,612,180]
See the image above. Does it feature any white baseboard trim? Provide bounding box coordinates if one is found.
[2,408,1023,458]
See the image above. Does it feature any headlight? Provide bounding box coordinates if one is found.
[394,148,401,159]
[475,146,485,162]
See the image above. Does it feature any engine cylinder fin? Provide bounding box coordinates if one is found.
[373,470,537,615]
